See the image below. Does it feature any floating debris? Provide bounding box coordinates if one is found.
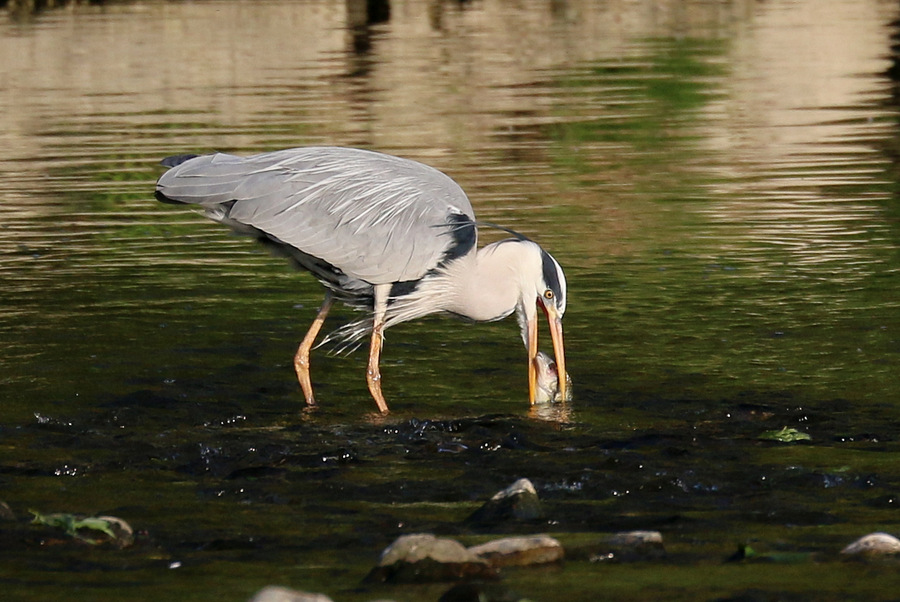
[759,427,811,443]
[727,543,814,564]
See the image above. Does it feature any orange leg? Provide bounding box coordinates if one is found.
[294,292,334,406]
[366,284,390,413]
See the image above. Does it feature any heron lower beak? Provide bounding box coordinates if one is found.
[528,300,567,405]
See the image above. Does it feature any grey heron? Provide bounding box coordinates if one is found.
[155,147,567,413]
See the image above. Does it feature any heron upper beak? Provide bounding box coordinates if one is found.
[528,299,567,404]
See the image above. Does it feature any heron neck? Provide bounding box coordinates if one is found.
[383,240,534,332]
[444,242,523,322]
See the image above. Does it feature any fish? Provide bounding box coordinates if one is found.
[534,351,573,404]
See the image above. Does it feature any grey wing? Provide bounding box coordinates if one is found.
[155,147,477,284]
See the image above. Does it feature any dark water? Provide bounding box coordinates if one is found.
[2,0,900,600]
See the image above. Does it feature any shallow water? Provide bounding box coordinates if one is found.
[2,0,900,600]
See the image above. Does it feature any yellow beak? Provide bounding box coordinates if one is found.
[527,301,567,404]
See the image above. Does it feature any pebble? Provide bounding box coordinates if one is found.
[366,534,496,583]
[468,535,564,567]
[465,478,544,526]
[840,532,900,557]
[607,530,663,546]
[566,530,666,562]
[248,586,334,602]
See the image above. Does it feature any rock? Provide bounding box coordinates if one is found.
[366,534,497,583]
[567,530,666,562]
[840,532,900,557]
[378,534,474,565]
[465,478,544,526]
[248,586,333,602]
[469,535,564,567]
[607,530,663,546]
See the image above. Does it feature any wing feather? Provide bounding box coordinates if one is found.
[156,147,476,284]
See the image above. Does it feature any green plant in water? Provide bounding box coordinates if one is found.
[758,427,812,443]
[29,510,119,545]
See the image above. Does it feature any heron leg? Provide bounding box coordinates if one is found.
[294,292,334,406]
[366,284,390,413]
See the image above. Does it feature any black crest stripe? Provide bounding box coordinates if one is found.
[541,250,563,301]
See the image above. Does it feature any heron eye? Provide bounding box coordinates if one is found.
[543,289,554,300]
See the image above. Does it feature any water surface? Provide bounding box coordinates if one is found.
[2,1,900,600]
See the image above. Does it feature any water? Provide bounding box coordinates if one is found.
[2,0,900,600]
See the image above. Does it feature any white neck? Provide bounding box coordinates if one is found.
[384,240,538,330]
[443,243,523,322]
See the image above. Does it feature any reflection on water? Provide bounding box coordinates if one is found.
[1,0,900,600]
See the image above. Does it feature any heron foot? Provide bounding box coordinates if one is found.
[366,365,389,413]
[293,293,334,409]
[293,350,316,407]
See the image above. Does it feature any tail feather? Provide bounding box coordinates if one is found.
[319,316,372,355]
[155,189,185,205]
[156,154,202,204]
[160,154,200,168]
